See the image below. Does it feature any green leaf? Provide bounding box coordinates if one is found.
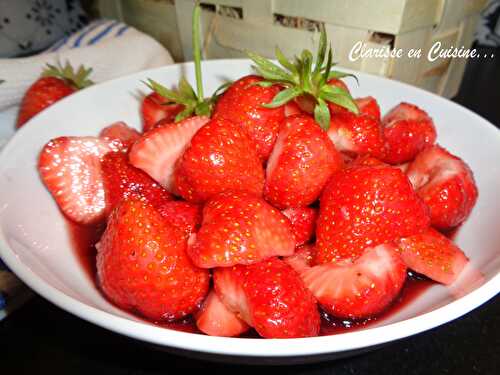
[314,97,331,130]
[319,47,333,87]
[175,104,195,122]
[320,91,359,115]
[195,101,211,117]
[247,50,294,82]
[212,81,233,97]
[313,26,327,77]
[145,79,187,104]
[275,46,297,75]
[262,87,302,108]
[300,50,314,93]
[327,70,359,85]
[178,76,197,101]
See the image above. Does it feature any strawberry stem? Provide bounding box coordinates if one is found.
[192,2,204,101]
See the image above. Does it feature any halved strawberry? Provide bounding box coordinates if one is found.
[129,116,209,192]
[284,244,315,274]
[406,145,478,230]
[282,207,318,246]
[141,92,184,132]
[213,75,285,160]
[315,165,430,263]
[174,118,265,203]
[188,191,295,268]
[397,228,469,285]
[381,103,437,164]
[302,244,407,319]
[156,200,202,236]
[214,258,320,338]
[96,199,209,321]
[99,122,140,152]
[101,152,173,214]
[195,290,249,337]
[327,112,385,159]
[265,115,343,208]
[355,96,381,121]
[38,136,112,224]
[213,264,251,324]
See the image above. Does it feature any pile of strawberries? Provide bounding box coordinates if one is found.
[36,72,477,338]
[32,6,477,339]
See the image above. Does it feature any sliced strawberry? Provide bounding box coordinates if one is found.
[284,244,315,274]
[406,145,478,230]
[381,103,437,164]
[195,290,249,337]
[213,265,252,324]
[96,199,209,321]
[302,244,407,319]
[327,112,385,159]
[213,75,285,160]
[397,228,469,285]
[156,200,202,236]
[99,122,140,152]
[129,116,209,192]
[101,152,173,214]
[174,118,265,203]
[315,165,430,263]
[141,92,184,132]
[188,191,296,268]
[265,115,343,208]
[38,136,112,224]
[282,207,318,246]
[214,258,320,338]
[355,96,381,121]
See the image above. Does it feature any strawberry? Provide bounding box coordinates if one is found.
[264,115,343,208]
[284,244,315,274]
[156,200,202,236]
[188,191,296,268]
[284,100,303,117]
[355,96,381,121]
[282,207,318,246]
[349,155,388,168]
[96,199,209,321]
[101,152,173,214]
[99,122,140,152]
[406,145,478,230]
[129,116,209,192]
[397,228,469,285]
[17,62,93,128]
[214,258,320,338]
[327,112,385,158]
[38,136,112,224]
[195,290,249,337]
[381,102,437,164]
[302,244,407,319]
[174,118,265,203]
[141,92,184,132]
[213,75,285,160]
[315,165,430,263]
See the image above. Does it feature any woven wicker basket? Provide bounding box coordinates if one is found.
[96,0,487,98]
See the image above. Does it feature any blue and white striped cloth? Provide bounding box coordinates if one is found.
[46,20,131,53]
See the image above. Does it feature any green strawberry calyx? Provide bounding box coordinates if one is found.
[246,27,358,130]
[42,61,93,90]
[144,3,229,122]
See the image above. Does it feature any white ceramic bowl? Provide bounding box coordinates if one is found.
[0,60,499,364]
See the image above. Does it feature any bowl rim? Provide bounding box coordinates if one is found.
[0,59,499,358]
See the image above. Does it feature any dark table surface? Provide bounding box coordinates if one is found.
[1,47,499,375]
